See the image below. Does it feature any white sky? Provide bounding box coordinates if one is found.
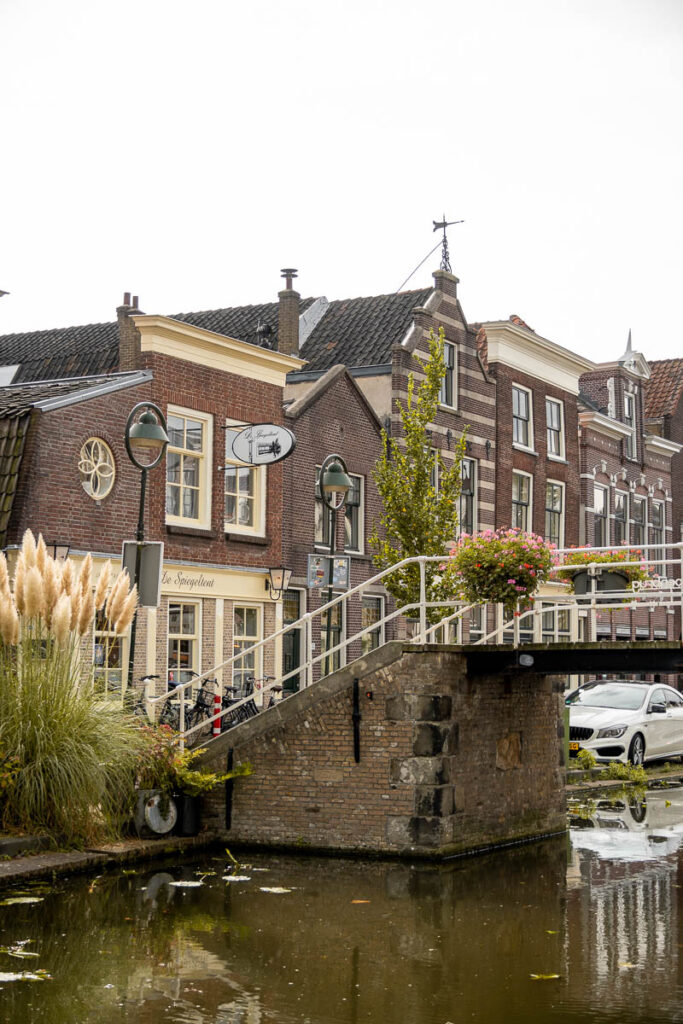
[1,0,682,363]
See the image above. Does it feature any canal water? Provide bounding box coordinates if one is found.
[3,786,683,1023]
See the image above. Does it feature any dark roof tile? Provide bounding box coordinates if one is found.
[646,359,683,419]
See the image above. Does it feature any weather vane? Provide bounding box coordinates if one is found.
[432,214,464,273]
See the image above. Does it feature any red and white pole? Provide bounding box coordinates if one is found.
[213,692,222,736]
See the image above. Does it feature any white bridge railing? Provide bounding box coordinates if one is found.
[144,542,683,747]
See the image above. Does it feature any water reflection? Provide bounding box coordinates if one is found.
[0,791,683,1024]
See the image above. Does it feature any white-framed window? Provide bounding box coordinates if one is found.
[93,610,128,696]
[79,438,116,500]
[512,470,532,531]
[167,601,201,689]
[631,495,646,547]
[439,341,457,409]
[624,392,636,459]
[594,484,609,547]
[315,469,364,554]
[545,398,565,460]
[224,422,267,536]
[614,489,628,546]
[651,500,665,573]
[541,604,571,643]
[344,475,364,554]
[233,604,262,697]
[166,408,213,528]
[459,458,477,535]
[361,595,384,655]
[512,385,533,449]
[321,597,345,675]
[468,605,486,643]
[545,480,565,548]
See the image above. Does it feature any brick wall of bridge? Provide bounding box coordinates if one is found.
[202,643,566,857]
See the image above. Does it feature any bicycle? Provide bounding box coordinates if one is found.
[123,674,160,721]
[159,675,217,745]
[219,675,281,732]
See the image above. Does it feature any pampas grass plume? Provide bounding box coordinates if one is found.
[69,589,82,632]
[60,559,74,597]
[21,529,37,568]
[51,593,71,646]
[94,560,111,611]
[0,553,10,601]
[107,571,130,627]
[114,585,138,635]
[14,555,26,615]
[42,559,60,627]
[0,595,18,645]
[78,553,93,598]
[25,566,45,620]
[36,535,47,575]
[78,586,95,638]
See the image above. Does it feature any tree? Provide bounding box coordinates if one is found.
[369,328,467,614]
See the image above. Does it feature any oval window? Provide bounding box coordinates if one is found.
[79,438,115,499]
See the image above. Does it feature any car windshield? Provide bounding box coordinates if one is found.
[567,683,648,710]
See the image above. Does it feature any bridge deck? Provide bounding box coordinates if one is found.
[418,641,683,677]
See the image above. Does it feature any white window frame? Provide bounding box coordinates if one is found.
[315,468,364,554]
[544,479,565,548]
[593,484,609,547]
[344,474,365,555]
[545,397,565,461]
[651,500,665,573]
[631,494,647,548]
[232,603,263,696]
[167,600,202,690]
[361,594,385,656]
[459,457,477,535]
[614,489,628,546]
[624,392,637,460]
[224,419,267,537]
[321,594,346,674]
[165,406,213,529]
[511,469,533,531]
[93,611,129,697]
[438,341,458,410]
[512,384,534,451]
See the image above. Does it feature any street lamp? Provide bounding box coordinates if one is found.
[124,402,169,692]
[267,566,293,601]
[319,453,353,674]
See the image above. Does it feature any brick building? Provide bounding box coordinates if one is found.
[646,357,683,546]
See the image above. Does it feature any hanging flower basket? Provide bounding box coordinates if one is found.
[436,529,558,616]
[555,548,649,593]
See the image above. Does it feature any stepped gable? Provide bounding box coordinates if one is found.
[646,358,683,420]
[298,288,433,372]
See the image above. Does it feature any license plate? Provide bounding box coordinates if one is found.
[569,742,580,751]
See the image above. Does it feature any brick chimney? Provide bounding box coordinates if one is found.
[117,292,142,371]
[278,268,300,355]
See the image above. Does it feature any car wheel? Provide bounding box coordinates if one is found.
[628,733,645,767]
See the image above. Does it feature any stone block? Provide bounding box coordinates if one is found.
[385,695,408,721]
[496,731,522,770]
[442,723,459,755]
[397,756,447,786]
[415,784,454,817]
[413,695,452,721]
[413,723,446,756]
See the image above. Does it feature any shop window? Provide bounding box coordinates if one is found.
[166,408,213,528]
[361,596,384,655]
[233,605,262,697]
[512,385,533,449]
[224,423,266,536]
[167,601,200,689]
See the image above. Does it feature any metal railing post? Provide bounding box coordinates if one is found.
[305,613,313,688]
[419,558,427,641]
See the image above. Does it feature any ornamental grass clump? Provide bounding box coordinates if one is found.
[555,547,650,590]
[0,530,144,845]
[441,528,558,615]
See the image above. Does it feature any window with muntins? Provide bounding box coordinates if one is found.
[233,605,262,697]
[594,485,609,547]
[361,596,384,655]
[545,398,564,459]
[631,495,646,547]
[651,501,665,572]
[167,601,200,689]
[459,458,476,534]
[624,392,636,459]
[614,490,628,545]
[344,475,364,553]
[439,342,457,408]
[93,610,126,696]
[224,425,266,535]
[166,410,212,527]
[545,481,564,547]
[512,472,531,530]
[512,386,532,448]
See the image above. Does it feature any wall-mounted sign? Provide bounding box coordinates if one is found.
[231,423,296,465]
[307,554,351,590]
[122,541,164,608]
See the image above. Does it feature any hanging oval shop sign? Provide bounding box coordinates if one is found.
[230,423,297,465]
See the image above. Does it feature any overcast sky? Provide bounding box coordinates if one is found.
[1,0,682,364]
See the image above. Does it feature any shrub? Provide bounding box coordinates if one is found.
[604,761,648,785]
[135,725,252,798]
[0,531,143,844]
[576,749,597,771]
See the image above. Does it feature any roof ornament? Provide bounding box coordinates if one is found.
[432,214,464,273]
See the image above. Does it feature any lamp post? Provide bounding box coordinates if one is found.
[124,402,169,693]
[319,454,353,674]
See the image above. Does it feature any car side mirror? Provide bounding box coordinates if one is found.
[649,702,667,714]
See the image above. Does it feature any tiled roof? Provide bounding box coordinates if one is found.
[0,373,140,417]
[0,321,119,383]
[298,288,433,372]
[171,299,317,349]
[0,412,31,547]
[646,359,683,419]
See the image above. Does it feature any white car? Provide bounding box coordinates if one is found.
[567,680,683,765]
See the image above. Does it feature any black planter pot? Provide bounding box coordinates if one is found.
[571,568,630,595]
[174,793,201,836]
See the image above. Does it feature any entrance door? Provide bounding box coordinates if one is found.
[282,590,303,694]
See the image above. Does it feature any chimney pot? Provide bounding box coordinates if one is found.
[280,268,298,291]
[132,296,139,308]
[278,269,300,355]
[123,291,131,306]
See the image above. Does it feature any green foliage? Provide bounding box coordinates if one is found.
[436,528,558,615]
[369,328,467,613]
[604,761,648,785]
[555,547,650,589]
[135,725,253,797]
[576,749,597,771]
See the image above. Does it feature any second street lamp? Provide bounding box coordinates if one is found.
[319,454,353,675]
[124,402,170,694]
